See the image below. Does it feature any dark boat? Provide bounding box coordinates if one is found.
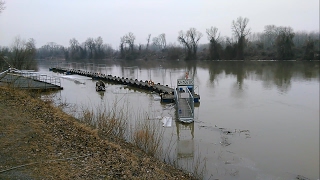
[96,81,106,91]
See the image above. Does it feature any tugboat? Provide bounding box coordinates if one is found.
[95,80,106,91]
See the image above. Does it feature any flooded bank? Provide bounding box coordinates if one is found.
[39,60,319,180]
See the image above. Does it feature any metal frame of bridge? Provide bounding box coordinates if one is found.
[50,66,198,123]
[0,68,62,90]
[174,79,195,123]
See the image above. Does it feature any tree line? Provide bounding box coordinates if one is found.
[1,16,319,70]
[37,18,320,61]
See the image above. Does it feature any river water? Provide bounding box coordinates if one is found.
[38,60,319,180]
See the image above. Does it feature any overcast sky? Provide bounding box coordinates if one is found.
[0,0,319,48]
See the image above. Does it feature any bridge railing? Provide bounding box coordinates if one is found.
[186,88,194,119]
[174,87,194,121]
[20,71,61,87]
[174,87,179,111]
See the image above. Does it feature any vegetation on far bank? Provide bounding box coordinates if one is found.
[0,86,198,179]
[1,16,320,72]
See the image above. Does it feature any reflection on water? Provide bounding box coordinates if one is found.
[38,60,319,180]
[176,121,194,158]
[205,61,319,93]
[52,60,320,93]
[97,91,104,100]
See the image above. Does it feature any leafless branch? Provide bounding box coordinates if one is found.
[231,16,251,39]
[206,26,220,42]
[0,0,5,14]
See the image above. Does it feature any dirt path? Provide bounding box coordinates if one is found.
[0,87,196,180]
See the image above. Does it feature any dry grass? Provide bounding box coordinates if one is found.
[190,152,207,179]
[0,86,197,180]
[77,102,164,158]
[76,100,207,179]
[160,132,207,180]
[132,119,164,157]
[2,85,206,179]
[78,99,129,142]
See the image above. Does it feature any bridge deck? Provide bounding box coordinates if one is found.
[176,91,194,123]
[51,67,174,94]
[50,67,200,106]
[0,72,62,90]
[177,98,193,118]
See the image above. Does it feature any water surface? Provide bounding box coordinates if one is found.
[39,60,319,180]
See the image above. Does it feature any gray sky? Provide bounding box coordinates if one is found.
[0,0,319,48]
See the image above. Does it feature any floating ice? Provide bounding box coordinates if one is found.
[162,116,172,127]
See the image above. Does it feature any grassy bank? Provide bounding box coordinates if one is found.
[0,86,196,179]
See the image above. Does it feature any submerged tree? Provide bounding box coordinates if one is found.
[178,28,203,60]
[145,34,151,51]
[303,38,315,60]
[166,44,183,60]
[275,26,295,60]
[94,36,104,59]
[125,32,135,53]
[37,42,65,59]
[222,37,237,60]
[0,46,9,70]
[206,26,221,60]
[263,25,278,49]
[231,17,251,60]
[68,38,81,60]
[119,37,125,59]
[119,32,137,60]
[9,37,37,70]
[152,33,166,51]
[85,37,95,59]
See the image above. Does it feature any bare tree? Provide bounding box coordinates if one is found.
[262,25,296,59]
[304,37,315,60]
[95,36,103,51]
[232,17,251,39]
[119,37,126,58]
[153,33,167,51]
[146,34,151,51]
[125,32,135,52]
[69,38,79,51]
[85,37,95,59]
[152,37,160,50]
[68,38,81,60]
[231,17,251,59]
[293,31,309,48]
[263,25,278,49]
[0,0,5,14]
[275,26,295,60]
[102,44,114,58]
[178,28,203,60]
[206,27,220,41]
[37,42,65,59]
[159,33,166,50]
[206,26,221,60]
[119,32,136,59]
[9,37,37,70]
[94,36,104,59]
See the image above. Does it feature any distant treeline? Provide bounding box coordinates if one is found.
[0,17,319,70]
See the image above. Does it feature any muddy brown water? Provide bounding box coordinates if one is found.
[38,60,319,180]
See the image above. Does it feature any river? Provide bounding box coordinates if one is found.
[38,60,319,180]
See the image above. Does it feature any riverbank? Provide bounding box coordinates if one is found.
[0,86,196,179]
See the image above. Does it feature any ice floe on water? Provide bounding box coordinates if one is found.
[152,94,161,101]
[61,75,88,84]
[161,116,172,127]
